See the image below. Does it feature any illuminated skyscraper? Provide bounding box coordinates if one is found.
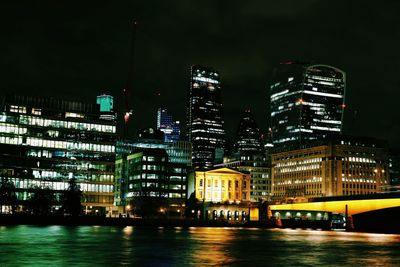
[270,62,346,146]
[156,108,180,143]
[187,65,226,170]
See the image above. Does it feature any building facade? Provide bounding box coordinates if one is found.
[271,136,390,199]
[270,62,346,146]
[187,65,226,170]
[115,138,192,215]
[0,95,116,214]
[195,168,251,203]
[216,158,271,202]
[156,108,180,143]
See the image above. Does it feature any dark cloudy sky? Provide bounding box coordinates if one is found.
[1,1,400,148]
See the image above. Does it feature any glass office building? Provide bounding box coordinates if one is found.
[187,65,226,170]
[270,62,346,146]
[234,109,263,157]
[156,108,180,143]
[115,138,192,214]
[0,94,116,214]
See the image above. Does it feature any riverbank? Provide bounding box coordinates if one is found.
[0,214,275,228]
[1,214,399,234]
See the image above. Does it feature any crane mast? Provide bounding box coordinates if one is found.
[122,20,137,139]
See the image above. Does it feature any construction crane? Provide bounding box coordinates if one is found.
[122,20,137,139]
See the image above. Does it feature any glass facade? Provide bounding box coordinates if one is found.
[115,139,192,212]
[234,110,263,156]
[0,95,116,214]
[156,108,180,143]
[270,62,346,146]
[187,65,226,170]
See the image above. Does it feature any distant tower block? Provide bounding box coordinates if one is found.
[97,94,116,121]
[157,108,180,142]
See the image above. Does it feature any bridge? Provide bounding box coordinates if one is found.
[268,193,400,231]
[270,193,400,216]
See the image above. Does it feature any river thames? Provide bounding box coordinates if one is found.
[1,226,399,266]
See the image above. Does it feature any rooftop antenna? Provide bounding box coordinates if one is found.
[122,19,137,139]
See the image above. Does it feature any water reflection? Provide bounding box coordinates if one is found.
[0,226,400,266]
[189,227,237,266]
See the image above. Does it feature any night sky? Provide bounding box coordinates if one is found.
[1,1,400,148]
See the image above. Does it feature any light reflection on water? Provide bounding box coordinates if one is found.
[1,226,400,266]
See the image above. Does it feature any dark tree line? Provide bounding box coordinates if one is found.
[0,178,83,216]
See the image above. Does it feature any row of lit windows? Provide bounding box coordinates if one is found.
[30,170,113,182]
[344,157,376,163]
[18,115,116,133]
[277,164,321,173]
[126,192,159,198]
[342,177,384,184]
[199,179,241,188]
[274,177,322,186]
[10,105,27,113]
[4,177,113,193]
[0,123,28,134]
[275,158,322,168]
[0,136,115,153]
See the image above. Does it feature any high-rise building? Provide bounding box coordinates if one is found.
[0,94,116,214]
[234,109,263,157]
[156,108,180,143]
[270,62,346,146]
[187,65,226,170]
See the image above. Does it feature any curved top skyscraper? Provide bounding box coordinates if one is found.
[187,65,226,170]
[270,62,346,147]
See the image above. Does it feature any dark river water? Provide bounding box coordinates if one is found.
[1,226,400,266]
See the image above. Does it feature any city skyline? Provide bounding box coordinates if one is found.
[1,1,400,149]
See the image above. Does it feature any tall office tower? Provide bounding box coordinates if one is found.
[97,94,116,121]
[0,94,116,214]
[187,65,226,170]
[234,109,263,157]
[270,62,346,147]
[156,108,180,143]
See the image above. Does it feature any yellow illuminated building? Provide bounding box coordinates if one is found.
[272,137,389,199]
[195,168,251,202]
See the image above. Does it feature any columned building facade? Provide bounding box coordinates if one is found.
[195,168,250,203]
